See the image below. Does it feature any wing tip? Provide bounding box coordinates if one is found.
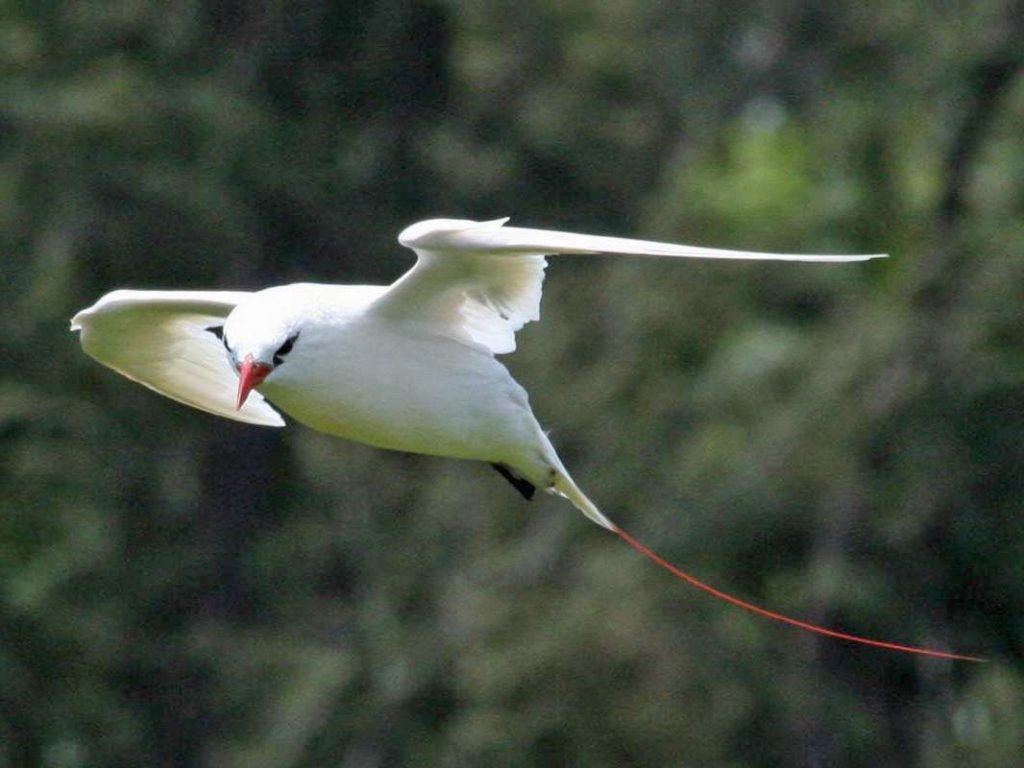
[243,413,287,428]
[70,304,101,332]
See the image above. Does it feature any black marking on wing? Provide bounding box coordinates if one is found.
[491,463,536,500]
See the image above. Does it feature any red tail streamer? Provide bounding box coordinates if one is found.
[611,524,984,662]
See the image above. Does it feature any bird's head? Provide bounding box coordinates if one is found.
[221,295,303,410]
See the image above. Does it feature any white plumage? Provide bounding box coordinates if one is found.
[72,217,884,529]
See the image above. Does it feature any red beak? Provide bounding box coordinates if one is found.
[236,354,273,409]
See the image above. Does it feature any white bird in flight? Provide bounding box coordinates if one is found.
[70,217,979,660]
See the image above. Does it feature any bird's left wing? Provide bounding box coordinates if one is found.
[71,290,285,426]
[370,218,886,355]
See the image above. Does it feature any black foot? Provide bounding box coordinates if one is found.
[490,463,536,500]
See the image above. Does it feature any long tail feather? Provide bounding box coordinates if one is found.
[610,523,984,662]
[547,465,978,660]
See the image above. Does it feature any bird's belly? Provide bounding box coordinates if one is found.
[261,333,539,464]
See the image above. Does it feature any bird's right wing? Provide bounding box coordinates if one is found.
[71,290,285,426]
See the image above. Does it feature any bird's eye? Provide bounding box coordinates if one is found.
[273,332,299,366]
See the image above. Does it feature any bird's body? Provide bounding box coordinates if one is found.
[237,284,514,457]
[269,323,540,470]
[245,283,557,476]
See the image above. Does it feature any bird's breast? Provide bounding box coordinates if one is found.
[260,324,536,463]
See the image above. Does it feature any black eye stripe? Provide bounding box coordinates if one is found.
[273,332,299,366]
[207,326,229,349]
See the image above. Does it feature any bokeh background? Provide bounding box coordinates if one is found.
[3,2,1023,766]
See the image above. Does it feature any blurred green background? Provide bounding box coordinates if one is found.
[2,1,1023,766]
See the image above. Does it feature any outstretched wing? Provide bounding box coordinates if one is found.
[370,218,886,355]
[71,289,285,426]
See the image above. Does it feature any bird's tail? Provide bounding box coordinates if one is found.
[551,470,615,530]
[549,465,979,659]
[541,440,980,659]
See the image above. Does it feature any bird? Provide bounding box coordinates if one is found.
[70,217,979,661]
